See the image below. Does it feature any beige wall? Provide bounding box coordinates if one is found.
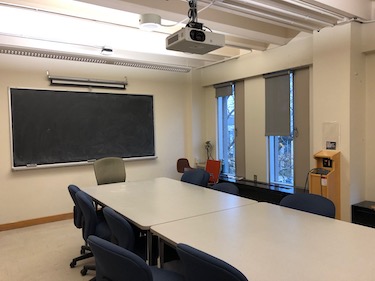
[0,54,192,224]
[203,85,217,163]
[312,23,368,220]
[312,24,353,221]
[244,77,267,182]
[363,22,375,201]
[199,36,313,87]
[349,23,366,207]
[365,53,375,200]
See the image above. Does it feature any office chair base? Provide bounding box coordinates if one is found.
[81,264,96,276]
[80,268,87,276]
[81,244,91,254]
[70,252,94,268]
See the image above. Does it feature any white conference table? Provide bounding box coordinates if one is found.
[81,177,257,262]
[151,202,375,281]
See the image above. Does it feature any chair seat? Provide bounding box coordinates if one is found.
[150,266,185,281]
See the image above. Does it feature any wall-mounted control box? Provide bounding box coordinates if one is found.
[322,158,332,168]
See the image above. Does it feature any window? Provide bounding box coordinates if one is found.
[215,81,245,179]
[266,72,294,186]
[269,135,294,185]
[216,84,235,176]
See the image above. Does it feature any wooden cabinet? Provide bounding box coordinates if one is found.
[309,150,340,219]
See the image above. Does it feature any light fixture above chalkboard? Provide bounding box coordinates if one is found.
[47,73,128,89]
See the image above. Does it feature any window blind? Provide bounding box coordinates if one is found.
[264,71,291,136]
[214,82,233,98]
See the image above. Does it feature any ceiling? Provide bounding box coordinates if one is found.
[0,0,373,72]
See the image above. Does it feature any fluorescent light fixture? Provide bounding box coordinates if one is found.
[0,47,192,72]
[208,0,353,31]
[139,14,161,31]
[282,0,348,20]
[237,0,335,26]
[48,75,128,89]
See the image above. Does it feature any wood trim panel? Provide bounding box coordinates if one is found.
[0,213,73,231]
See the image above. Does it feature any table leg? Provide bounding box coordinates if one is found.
[158,238,165,268]
[146,231,154,265]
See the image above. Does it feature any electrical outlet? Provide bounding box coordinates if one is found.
[195,157,199,165]
[254,175,257,181]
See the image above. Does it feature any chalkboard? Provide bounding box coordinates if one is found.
[10,88,155,169]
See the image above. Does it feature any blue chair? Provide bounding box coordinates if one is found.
[75,191,112,276]
[68,184,93,268]
[279,193,336,218]
[211,182,239,195]
[176,243,248,281]
[88,235,184,281]
[103,207,147,261]
[181,169,210,187]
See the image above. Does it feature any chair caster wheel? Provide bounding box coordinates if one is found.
[81,268,88,276]
[70,261,76,268]
[80,249,85,254]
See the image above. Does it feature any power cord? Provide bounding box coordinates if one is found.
[304,168,317,192]
[187,0,198,26]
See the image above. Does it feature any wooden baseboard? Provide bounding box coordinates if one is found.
[0,213,73,232]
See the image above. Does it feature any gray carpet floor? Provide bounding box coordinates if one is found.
[0,219,95,281]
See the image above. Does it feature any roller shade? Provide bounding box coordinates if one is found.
[264,71,291,136]
[214,82,233,98]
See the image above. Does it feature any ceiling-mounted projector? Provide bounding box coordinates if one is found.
[166,27,225,55]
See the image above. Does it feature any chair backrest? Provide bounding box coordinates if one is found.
[177,158,192,173]
[75,191,111,242]
[68,184,83,229]
[181,168,210,187]
[88,235,153,281]
[205,159,221,184]
[75,191,99,240]
[279,193,336,218]
[103,207,135,251]
[177,243,248,281]
[211,182,239,195]
[94,157,126,185]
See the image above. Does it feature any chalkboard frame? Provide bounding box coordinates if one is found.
[9,88,156,170]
